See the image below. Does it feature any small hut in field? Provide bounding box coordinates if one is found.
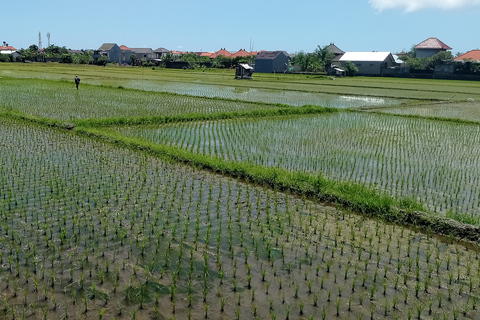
[235,63,254,79]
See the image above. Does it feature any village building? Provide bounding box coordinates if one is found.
[130,48,154,62]
[93,43,123,64]
[210,48,233,59]
[118,45,135,64]
[415,37,452,58]
[254,51,290,73]
[154,48,170,60]
[454,50,480,62]
[332,52,398,76]
[0,45,20,60]
[325,43,345,57]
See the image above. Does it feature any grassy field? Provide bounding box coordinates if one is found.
[1,63,480,319]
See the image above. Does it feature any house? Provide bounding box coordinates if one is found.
[171,50,186,57]
[325,43,345,57]
[332,52,398,76]
[454,50,480,62]
[415,37,452,58]
[210,48,233,59]
[0,45,20,60]
[231,49,252,58]
[93,43,122,64]
[254,51,290,73]
[153,47,170,60]
[119,45,135,64]
[197,52,215,58]
[130,48,154,61]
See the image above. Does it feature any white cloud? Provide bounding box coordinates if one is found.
[369,0,480,12]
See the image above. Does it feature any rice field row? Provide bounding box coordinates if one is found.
[117,112,480,218]
[3,63,480,102]
[124,80,402,108]
[0,78,282,120]
[371,101,480,123]
[1,116,480,319]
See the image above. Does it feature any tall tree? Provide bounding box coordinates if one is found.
[291,51,322,72]
[313,45,335,71]
[130,54,136,65]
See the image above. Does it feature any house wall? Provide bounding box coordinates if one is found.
[122,50,134,64]
[352,61,384,76]
[254,53,289,73]
[416,49,442,58]
[254,59,272,73]
[339,56,397,76]
[107,45,123,64]
[132,50,154,60]
[271,53,289,72]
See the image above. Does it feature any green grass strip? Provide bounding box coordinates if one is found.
[73,125,480,242]
[72,105,339,127]
[0,109,74,130]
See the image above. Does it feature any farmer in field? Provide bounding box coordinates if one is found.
[75,75,80,89]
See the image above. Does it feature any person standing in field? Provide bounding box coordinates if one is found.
[75,75,80,89]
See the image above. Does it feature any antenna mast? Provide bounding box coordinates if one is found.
[38,32,42,49]
[47,33,51,47]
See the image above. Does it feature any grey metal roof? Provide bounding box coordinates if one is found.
[130,48,154,54]
[154,47,170,53]
[256,51,288,59]
[98,43,117,51]
[326,43,345,55]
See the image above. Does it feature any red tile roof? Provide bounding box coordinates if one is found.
[210,48,233,58]
[231,49,251,58]
[199,52,214,57]
[119,45,132,51]
[455,50,480,61]
[0,46,17,50]
[415,37,452,50]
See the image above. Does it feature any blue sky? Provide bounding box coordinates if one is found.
[2,0,479,55]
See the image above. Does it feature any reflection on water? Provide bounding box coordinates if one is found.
[233,87,251,94]
[126,81,401,108]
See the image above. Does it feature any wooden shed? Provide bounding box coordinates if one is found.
[235,63,254,79]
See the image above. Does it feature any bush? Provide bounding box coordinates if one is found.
[344,61,358,76]
[0,54,13,62]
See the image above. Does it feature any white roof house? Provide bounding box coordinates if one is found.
[0,49,20,60]
[338,52,393,62]
[334,52,398,76]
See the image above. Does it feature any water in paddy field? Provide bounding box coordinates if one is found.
[127,80,402,108]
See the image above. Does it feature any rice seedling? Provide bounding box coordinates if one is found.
[121,112,480,220]
[0,115,479,320]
